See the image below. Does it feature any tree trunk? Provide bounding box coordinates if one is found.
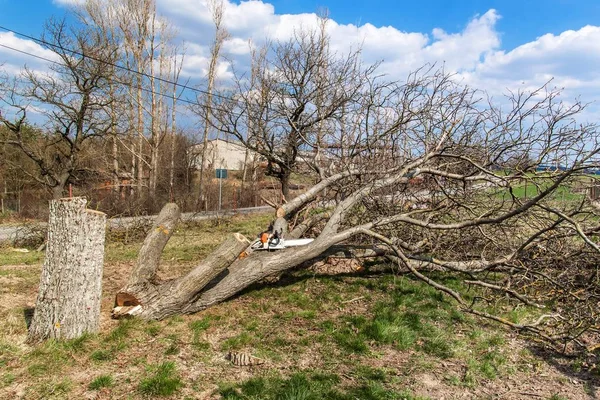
[51,174,69,199]
[113,203,251,319]
[113,203,347,320]
[112,135,120,194]
[51,185,64,200]
[28,197,106,343]
[281,170,291,201]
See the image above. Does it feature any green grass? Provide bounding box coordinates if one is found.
[0,250,44,266]
[221,331,254,351]
[106,318,140,343]
[90,349,114,361]
[145,321,161,337]
[33,378,72,398]
[163,334,181,355]
[548,395,568,400]
[219,371,427,400]
[104,212,273,263]
[138,361,183,397]
[0,372,15,388]
[189,316,213,353]
[59,332,94,352]
[496,180,584,202]
[26,340,72,376]
[88,374,114,390]
[324,277,459,360]
[189,317,211,334]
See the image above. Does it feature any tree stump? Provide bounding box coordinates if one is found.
[27,197,106,343]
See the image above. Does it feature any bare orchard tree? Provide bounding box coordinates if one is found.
[193,0,229,209]
[114,67,600,351]
[212,21,377,200]
[0,18,119,199]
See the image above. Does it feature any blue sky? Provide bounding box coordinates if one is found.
[269,0,600,50]
[0,0,599,122]
[1,0,599,51]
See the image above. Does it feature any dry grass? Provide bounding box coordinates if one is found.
[0,213,596,399]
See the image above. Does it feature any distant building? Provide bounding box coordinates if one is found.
[190,139,257,171]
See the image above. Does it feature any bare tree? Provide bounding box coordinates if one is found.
[193,0,229,210]
[80,0,182,204]
[167,48,186,201]
[76,0,129,195]
[213,20,375,200]
[0,18,119,199]
[114,67,600,353]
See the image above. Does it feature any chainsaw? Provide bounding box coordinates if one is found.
[249,230,314,251]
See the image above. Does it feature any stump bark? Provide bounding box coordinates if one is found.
[27,197,106,343]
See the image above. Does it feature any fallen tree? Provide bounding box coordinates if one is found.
[114,69,600,352]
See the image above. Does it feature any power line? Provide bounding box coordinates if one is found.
[0,42,192,109]
[0,41,249,119]
[0,24,241,104]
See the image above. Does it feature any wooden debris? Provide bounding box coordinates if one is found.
[111,305,142,319]
[227,351,265,366]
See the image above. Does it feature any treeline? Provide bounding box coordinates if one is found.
[0,123,207,217]
[1,0,546,219]
[0,0,259,217]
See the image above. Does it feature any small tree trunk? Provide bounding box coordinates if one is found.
[112,135,120,194]
[53,173,72,200]
[281,170,291,201]
[28,197,106,343]
[51,186,62,200]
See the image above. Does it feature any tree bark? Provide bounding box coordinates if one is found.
[113,203,344,320]
[280,169,291,201]
[51,184,64,200]
[28,197,106,343]
[113,203,250,320]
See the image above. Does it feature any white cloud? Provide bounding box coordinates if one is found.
[0,32,59,62]
[0,31,61,77]
[4,1,598,122]
[475,25,600,82]
[424,10,501,70]
[223,37,251,55]
[178,43,234,82]
[456,24,600,120]
[156,3,503,83]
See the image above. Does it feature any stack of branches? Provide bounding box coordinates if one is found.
[113,68,600,359]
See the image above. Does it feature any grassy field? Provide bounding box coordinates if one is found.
[491,173,592,203]
[0,213,596,399]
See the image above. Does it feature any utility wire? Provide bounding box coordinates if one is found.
[0,42,249,119]
[0,42,194,109]
[0,24,239,104]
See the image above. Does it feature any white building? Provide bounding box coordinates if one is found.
[190,139,257,171]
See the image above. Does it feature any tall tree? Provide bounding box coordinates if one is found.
[213,21,375,199]
[0,18,119,199]
[194,0,229,210]
[76,0,128,194]
[168,48,185,200]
